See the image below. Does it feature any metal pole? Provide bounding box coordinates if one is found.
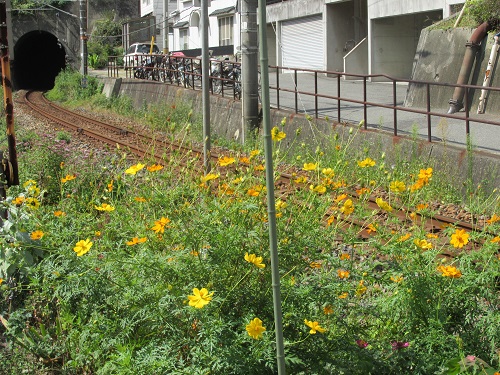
[240,0,259,142]
[0,0,18,187]
[201,0,210,174]
[163,0,169,54]
[257,1,286,374]
[79,0,88,76]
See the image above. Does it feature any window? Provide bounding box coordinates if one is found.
[179,28,189,50]
[218,16,233,46]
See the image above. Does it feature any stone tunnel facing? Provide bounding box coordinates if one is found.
[13,30,66,90]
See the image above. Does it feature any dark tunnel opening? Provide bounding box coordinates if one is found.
[13,30,66,90]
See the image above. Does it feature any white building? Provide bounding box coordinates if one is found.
[136,0,466,78]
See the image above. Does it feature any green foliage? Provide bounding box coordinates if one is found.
[468,0,500,29]
[45,69,102,102]
[11,0,70,14]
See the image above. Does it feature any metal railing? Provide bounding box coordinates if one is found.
[106,56,500,151]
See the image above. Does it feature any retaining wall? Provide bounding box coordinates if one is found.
[99,77,500,196]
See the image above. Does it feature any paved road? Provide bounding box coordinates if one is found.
[267,72,500,156]
[92,68,500,156]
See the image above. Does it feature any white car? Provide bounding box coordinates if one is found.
[124,42,161,68]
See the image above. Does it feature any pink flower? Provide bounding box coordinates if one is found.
[356,339,368,348]
[391,341,409,350]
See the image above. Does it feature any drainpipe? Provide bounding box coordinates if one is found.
[477,32,500,114]
[448,21,492,114]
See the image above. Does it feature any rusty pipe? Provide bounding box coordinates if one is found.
[448,21,493,114]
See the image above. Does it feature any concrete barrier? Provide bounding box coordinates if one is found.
[99,76,500,196]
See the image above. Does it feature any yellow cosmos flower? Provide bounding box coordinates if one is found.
[276,199,288,211]
[187,287,213,308]
[322,168,335,177]
[356,280,367,296]
[414,238,433,250]
[304,319,326,334]
[437,265,462,278]
[357,158,376,168]
[147,164,164,172]
[294,175,308,184]
[254,164,265,171]
[339,253,350,260]
[218,156,236,167]
[30,230,44,240]
[23,179,37,188]
[338,292,348,299]
[107,180,114,192]
[25,198,40,209]
[125,163,145,175]
[391,275,404,283]
[398,233,411,242]
[244,252,266,269]
[334,194,348,203]
[389,180,406,193]
[340,199,354,215]
[303,162,318,171]
[249,149,261,158]
[366,223,378,234]
[73,239,93,256]
[239,156,250,164]
[491,236,500,243]
[54,210,66,217]
[94,203,115,212]
[450,229,469,248]
[126,237,147,246]
[323,305,334,315]
[134,197,147,202]
[200,173,219,183]
[486,214,500,225]
[337,269,350,279]
[310,261,322,269]
[418,168,433,183]
[151,217,171,234]
[416,203,429,211]
[356,187,370,196]
[271,126,286,141]
[376,197,393,212]
[61,174,76,183]
[13,196,25,206]
[310,184,327,194]
[247,185,265,197]
[246,318,266,339]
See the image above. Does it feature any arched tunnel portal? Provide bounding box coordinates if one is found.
[13,30,67,90]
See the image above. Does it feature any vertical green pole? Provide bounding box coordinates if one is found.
[257,1,286,373]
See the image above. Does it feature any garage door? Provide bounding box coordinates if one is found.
[281,14,324,70]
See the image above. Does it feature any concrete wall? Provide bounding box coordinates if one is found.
[343,38,368,78]
[326,1,355,72]
[265,0,324,23]
[367,0,463,19]
[99,76,500,195]
[405,28,500,113]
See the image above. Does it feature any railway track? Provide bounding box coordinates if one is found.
[23,91,498,256]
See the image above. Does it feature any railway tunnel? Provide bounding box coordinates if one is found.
[13,30,66,90]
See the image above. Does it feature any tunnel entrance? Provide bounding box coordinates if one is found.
[13,30,66,90]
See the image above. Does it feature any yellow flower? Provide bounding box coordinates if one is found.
[337,269,350,279]
[491,236,500,243]
[30,230,44,240]
[294,175,308,184]
[244,252,266,269]
[334,193,348,203]
[249,149,261,158]
[125,163,145,175]
[340,199,354,215]
[410,179,426,191]
[356,187,370,196]
[414,238,433,250]
[416,203,429,211]
[246,318,266,339]
[323,305,334,315]
[94,203,115,212]
[338,292,348,299]
[54,210,66,217]
[73,239,93,256]
[187,287,213,308]
[389,180,406,193]
[151,217,171,234]
[126,237,147,246]
[107,180,114,192]
[357,158,376,168]
[366,223,377,234]
[339,253,350,260]
[13,196,25,206]
[303,162,318,171]
[61,174,76,183]
[391,275,404,283]
[23,179,37,188]
[247,185,265,197]
[321,168,335,177]
[304,319,326,334]
[356,280,367,296]
[376,197,392,212]
[418,168,433,183]
[134,197,147,202]
[200,173,219,183]
[437,265,462,278]
[398,233,411,242]
[426,233,439,239]
[486,214,500,225]
[271,126,286,141]
[254,164,265,171]
[310,184,327,194]
[146,164,163,172]
[25,198,40,209]
[95,231,101,237]
[218,156,236,167]
[276,199,288,211]
[239,156,250,164]
[310,261,322,269]
[450,229,469,248]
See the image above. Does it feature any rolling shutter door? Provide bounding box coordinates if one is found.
[281,14,323,70]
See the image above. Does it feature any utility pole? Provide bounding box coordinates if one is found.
[201,0,210,174]
[79,0,88,76]
[163,0,169,54]
[240,0,259,143]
